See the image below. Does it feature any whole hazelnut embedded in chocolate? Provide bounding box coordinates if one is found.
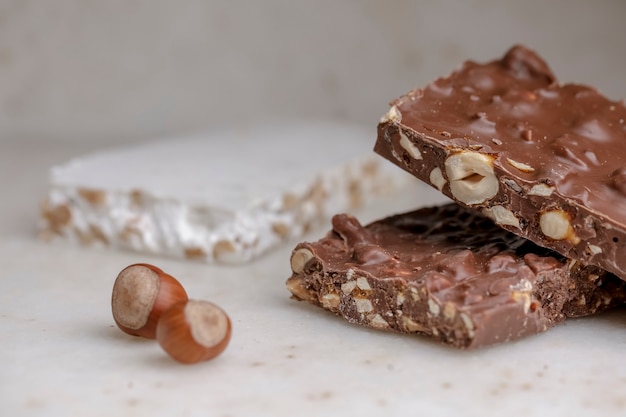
[444,151,499,205]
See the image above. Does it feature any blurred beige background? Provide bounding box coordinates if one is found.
[1,0,625,144]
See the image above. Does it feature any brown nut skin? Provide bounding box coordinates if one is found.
[156,299,232,364]
[111,263,189,339]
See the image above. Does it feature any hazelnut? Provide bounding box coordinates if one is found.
[401,316,426,332]
[444,151,499,205]
[111,264,188,339]
[460,313,475,338]
[429,167,447,191]
[428,299,440,316]
[506,158,535,173]
[368,314,389,329]
[539,209,578,242]
[286,276,315,302]
[156,300,231,364]
[356,277,372,291]
[379,105,401,124]
[528,183,555,197]
[354,297,374,313]
[482,206,520,229]
[586,244,603,256]
[320,293,341,310]
[341,280,357,295]
[290,248,314,274]
[399,132,422,160]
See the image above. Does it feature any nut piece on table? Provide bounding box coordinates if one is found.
[111,263,189,339]
[156,299,232,364]
[444,151,498,205]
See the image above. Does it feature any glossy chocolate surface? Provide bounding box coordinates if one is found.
[375,45,626,280]
[286,205,625,348]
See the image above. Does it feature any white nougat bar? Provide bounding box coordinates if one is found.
[40,123,417,263]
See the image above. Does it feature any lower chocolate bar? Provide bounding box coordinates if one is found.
[286,204,626,348]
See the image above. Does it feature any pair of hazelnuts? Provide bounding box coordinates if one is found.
[111,263,231,364]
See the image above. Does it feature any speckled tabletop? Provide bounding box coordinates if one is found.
[2,136,626,417]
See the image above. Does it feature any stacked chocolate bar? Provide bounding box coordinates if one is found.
[286,45,626,348]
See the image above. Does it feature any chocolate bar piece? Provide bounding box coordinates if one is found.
[375,45,626,281]
[286,204,626,348]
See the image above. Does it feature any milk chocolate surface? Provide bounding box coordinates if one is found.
[286,204,626,349]
[375,45,626,281]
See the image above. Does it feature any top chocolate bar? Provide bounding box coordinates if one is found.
[375,45,626,281]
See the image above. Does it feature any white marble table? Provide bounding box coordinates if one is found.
[2,136,626,417]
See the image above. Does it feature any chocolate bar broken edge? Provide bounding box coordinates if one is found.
[375,44,626,281]
[286,204,626,349]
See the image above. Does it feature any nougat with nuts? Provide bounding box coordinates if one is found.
[40,123,417,264]
[375,45,626,281]
[286,204,626,349]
